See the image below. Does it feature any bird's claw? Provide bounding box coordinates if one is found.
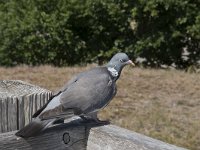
[80,116,110,125]
[95,119,110,125]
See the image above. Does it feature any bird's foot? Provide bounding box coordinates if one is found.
[95,119,110,125]
[53,118,65,124]
[80,116,110,125]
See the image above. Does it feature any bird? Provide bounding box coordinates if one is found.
[15,52,135,138]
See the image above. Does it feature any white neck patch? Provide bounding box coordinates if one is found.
[107,67,118,77]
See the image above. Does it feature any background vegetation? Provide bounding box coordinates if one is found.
[0,0,200,68]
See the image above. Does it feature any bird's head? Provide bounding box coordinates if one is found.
[106,53,135,78]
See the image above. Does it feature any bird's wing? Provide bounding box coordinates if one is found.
[53,75,79,95]
[32,75,79,118]
[38,67,115,119]
[60,68,115,113]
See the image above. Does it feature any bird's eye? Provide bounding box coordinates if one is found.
[119,59,124,63]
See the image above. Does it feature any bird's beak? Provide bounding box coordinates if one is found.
[126,60,135,67]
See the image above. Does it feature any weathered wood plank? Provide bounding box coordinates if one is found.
[0,80,52,133]
[40,93,43,107]
[13,97,18,130]
[40,93,44,107]
[36,93,41,112]
[29,94,33,121]
[44,92,48,104]
[0,122,88,150]
[6,97,11,131]
[7,97,17,131]
[18,96,25,130]
[48,92,52,101]
[24,94,31,126]
[1,98,8,132]
[0,99,2,132]
[87,125,187,150]
[0,123,187,150]
[42,92,46,105]
[32,94,37,119]
[46,92,50,103]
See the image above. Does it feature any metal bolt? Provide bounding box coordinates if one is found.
[63,132,70,144]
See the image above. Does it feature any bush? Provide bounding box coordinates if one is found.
[0,0,199,68]
[132,0,200,68]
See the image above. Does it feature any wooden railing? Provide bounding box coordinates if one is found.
[0,80,187,150]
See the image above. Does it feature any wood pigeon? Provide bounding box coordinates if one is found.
[15,52,135,138]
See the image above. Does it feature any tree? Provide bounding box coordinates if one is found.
[0,0,199,68]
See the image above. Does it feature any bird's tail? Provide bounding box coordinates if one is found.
[15,118,56,138]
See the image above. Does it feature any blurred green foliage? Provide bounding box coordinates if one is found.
[0,0,199,68]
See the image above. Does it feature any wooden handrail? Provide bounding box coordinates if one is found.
[0,122,187,150]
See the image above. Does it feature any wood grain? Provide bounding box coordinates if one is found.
[24,94,31,126]
[0,124,187,150]
[7,97,17,131]
[36,93,42,113]
[0,99,2,132]
[0,122,87,150]
[32,94,36,120]
[18,96,25,130]
[1,98,8,132]
[0,80,52,133]
[88,125,187,150]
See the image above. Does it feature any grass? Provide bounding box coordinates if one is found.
[0,65,199,149]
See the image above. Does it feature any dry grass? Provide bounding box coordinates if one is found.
[0,65,199,149]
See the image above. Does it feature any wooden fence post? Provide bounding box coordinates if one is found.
[0,80,52,133]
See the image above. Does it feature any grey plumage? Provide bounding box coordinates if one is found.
[15,53,134,138]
